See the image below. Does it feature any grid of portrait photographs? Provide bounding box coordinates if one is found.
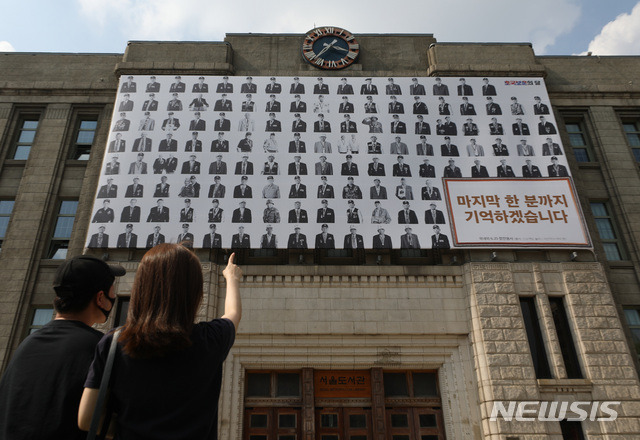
[86,75,570,250]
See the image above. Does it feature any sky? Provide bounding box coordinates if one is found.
[1,0,640,55]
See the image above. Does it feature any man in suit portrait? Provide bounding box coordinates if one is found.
[216,76,233,93]
[147,199,170,222]
[92,200,114,223]
[337,77,354,95]
[146,225,165,248]
[413,96,429,116]
[341,114,357,133]
[146,76,160,93]
[482,78,497,96]
[290,95,307,113]
[538,116,557,135]
[533,96,550,115]
[433,77,449,95]
[431,225,450,249]
[97,178,117,198]
[169,75,185,93]
[241,94,255,113]
[288,133,306,154]
[548,156,569,177]
[316,200,335,223]
[237,133,253,153]
[213,94,232,112]
[187,93,210,112]
[393,156,411,177]
[125,177,144,198]
[288,175,307,198]
[142,93,158,112]
[202,223,222,248]
[364,95,377,113]
[132,133,151,152]
[208,175,226,198]
[288,201,308,223]
[314,135,332,153]
[232,226,251,248]
[288,155,308,175]
[443,116,457,135]
[390,136,408,154]
[183,132,201,152]
[401,227,421,249]
[492,138,509,156]
[457,78,473,96]
[113,112,130,132]
[317,176,334,198]
[315,155,334,176]
[235,155,254,175]
[512,117,530,135]
[517,139,535,156]
[390,114,406,134]
[265,94,281,112]
[108,133,125,153]
[410,77,426,95]
[88,226,109,248]
[208,199,224,223]
[373,228,392,249]
[339,96,354,114]
[441,137,459,156]
[371,201,392,224]
[414,115,430,136]
[368,157,385,176]
[265,77,282,94]
[398,201,418,224]
[419,159,436,178]
[471,159,489,178]
[395,178,413,200]
[157,133,176,152]
[367,135,382,154]
[314,77,329,94]
[443,159,462,178]
[161,112,180,132]
[151,176,169,200]
[214,112,231,131]
[181,155,201,174]
[210,132,229,153]
[343,226,364,249]
[342,177,362,199]
[191,76,208,93]
[422,180,441,200]
[489,117,504,135]
[370,178,387,199]
[121,75,136,92]
[522,159,542,177]
[119,94,134,112]
[467,138,484,156]
[290,77,305,94]
[341,155,359,176]
[486,97,502,115]
[240,76,257,94]
[315,224,335,249]
[386,78,401,95]
[233,175,253,198]
[138,112,155,132]
[314,113,330,133]
[460,96,476,115]
[266,113,282,132]
[177,224,194,244]
[360,78,378,95]
[542,137,562,156]
[497,159,516,177]
[388,95,404,113]
[117,224,137,248]
[120,199,141,222]
[463,118,479,136]
[291,113,307,133]
[288,226,307,249]
[209,155,227,175]
[167,93,183,111]
[128,153,148,175]
[231,201,252,223]
[510,96,524,115]
[189,112,206,131]
[313,94,330,115]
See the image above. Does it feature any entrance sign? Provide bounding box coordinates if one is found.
[314,370,371,398]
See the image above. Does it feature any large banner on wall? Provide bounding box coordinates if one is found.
[85,75,591,250]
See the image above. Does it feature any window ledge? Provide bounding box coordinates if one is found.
[65,159,90,167]
[537,378,592,394]
[576,162,601,170]
[608,260,635,269]
[39,259,66,267]
[3,160,27,167]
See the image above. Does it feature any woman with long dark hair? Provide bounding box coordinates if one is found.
[79,244,242,439]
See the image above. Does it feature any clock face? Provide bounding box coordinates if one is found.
[302,27,360,70]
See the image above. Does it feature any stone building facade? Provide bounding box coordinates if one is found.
[1,33,640,439]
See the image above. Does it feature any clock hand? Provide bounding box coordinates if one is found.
[317,39,338,57]
[332,45,349,53]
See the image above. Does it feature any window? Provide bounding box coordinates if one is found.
[549,297,583,378]
[71,117,98,160]
[565,122,592,162]
[28,307,54,335]
[590,202,624,261]
[622,121,640,162]
[623,308,640,362]
[0,200,15,249]
[559,420,585,440]
[520,297,552,379]
[47,200,78,259]
[12,117,40,160]
[114,296,130,327]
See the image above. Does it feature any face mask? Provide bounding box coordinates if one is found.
[98,290,116,319]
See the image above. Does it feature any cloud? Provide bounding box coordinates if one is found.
[585,2,640,55]
[76,0,581,54]
[0,41,15,52]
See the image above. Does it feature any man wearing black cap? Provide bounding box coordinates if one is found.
[216,76,233,93]
[290,95,307,113]
[192,76,209,93]
[241,76,257,94]
[117,223,137,248]
[290,77,305,94]
[0,255,124,440]
[266,77,282,94]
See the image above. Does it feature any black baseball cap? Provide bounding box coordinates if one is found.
[53,255,125,299]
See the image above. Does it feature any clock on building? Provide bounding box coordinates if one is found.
[302,27,360,70]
